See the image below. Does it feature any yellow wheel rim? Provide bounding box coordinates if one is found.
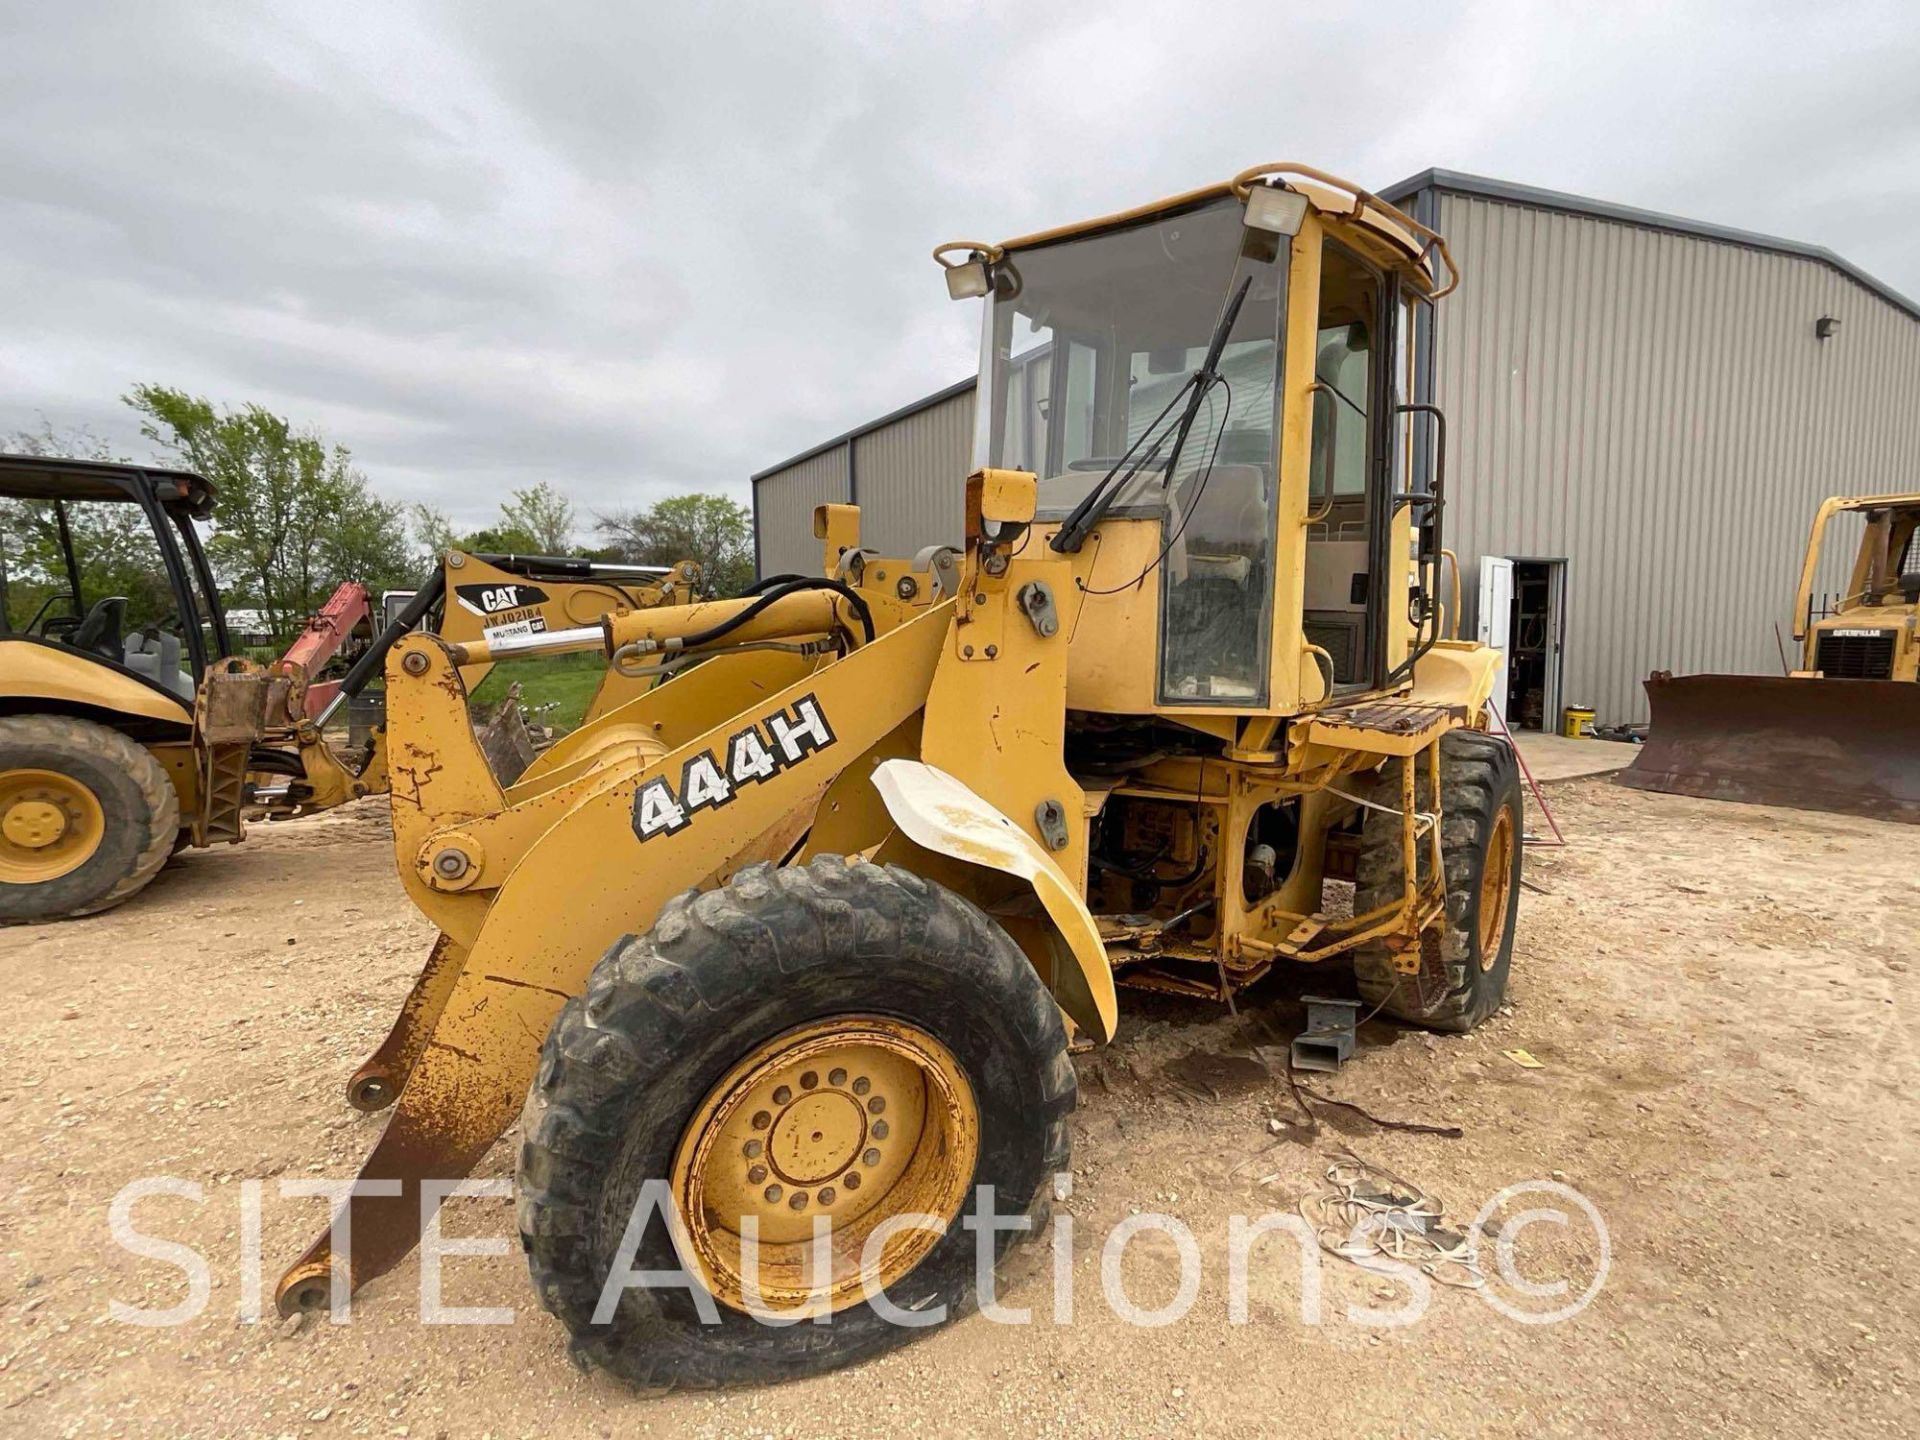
[0,768,105,884]
[669,1015,979,1317]
[1477,806,1515,968]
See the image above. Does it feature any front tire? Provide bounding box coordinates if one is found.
[0,715,180,922]
[1352,728,1523,1032]
[517,856,1073,1390]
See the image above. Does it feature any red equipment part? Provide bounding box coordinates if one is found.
[278,582,372,718]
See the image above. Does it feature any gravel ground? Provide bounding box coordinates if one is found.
[1,777,1914,1438]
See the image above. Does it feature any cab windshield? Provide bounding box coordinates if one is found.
[976,197,1286,704]
[0,494,209,697]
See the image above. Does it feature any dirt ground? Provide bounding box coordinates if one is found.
[1,776,1914,1438]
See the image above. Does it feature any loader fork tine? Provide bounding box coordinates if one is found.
[275,1032,526,1316]
[273,1122,496,1317]
[345,933,470,1112]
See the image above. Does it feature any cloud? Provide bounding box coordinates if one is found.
[1,0,1915,531]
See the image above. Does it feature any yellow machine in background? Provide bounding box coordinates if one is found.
[276,165,1524,1390]
[0,450,699,922]
[1623,492,1920,821]
[1791,493,1920,682]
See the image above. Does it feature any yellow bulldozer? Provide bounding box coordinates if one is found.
[0,451,700,920]
[271,164,1524,1388]
[1621,492,1920,821]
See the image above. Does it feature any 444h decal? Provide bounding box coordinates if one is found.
[631,694,837,842]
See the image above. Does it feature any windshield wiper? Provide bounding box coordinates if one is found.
[1052,273,1253,554]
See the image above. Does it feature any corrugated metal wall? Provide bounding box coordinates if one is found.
[849,386,975,556]
[753,387,975,576]
[1431,190,1920,722]
[753,447,848,576]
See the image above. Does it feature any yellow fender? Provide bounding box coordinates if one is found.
[0,638,191,729]
[872,758,1117,1043]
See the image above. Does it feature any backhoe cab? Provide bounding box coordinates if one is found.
[279,166,1522,1390]
[0,453,699,920]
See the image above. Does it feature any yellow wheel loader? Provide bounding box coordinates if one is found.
[0,452,699,920]
[1621,493,1920,821]
[275,165,1521,1388]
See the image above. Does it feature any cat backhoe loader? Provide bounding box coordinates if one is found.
[273,165,1522,1389]
[0,451,698,921]
[1621,492,1920,821]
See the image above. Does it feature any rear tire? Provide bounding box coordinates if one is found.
[517,856,1073,1390]
[1352,729,1523,1032]
[0,715,180,922]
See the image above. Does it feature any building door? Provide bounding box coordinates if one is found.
[1478,557,1514,725]
[1480,556,1569,731]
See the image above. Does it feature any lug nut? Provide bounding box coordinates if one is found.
[788,1191,809,1211]
[863,1148,881,1167]
[872,1120,889,1141]
[751,1110,771,1129]
[852,1077,870,1096]
[742,1139,763,1158]
[818,1187,836,1206]
[843,1171,862,1190]
[828,1068,847,1087]
[764,1184,783,1203]
[800,1070,818,1090]
[867,1096,885,1114]
[773,1085,792,1105]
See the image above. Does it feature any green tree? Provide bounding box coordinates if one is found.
[456,523,542,555]
[499,481,576,553]
[595,493,754,595]
[125,386,413,642]
[408,502,459,561]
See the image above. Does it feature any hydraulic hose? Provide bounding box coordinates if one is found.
[674,577,874,651]
[740,572,810,595]
[317,567,447,727]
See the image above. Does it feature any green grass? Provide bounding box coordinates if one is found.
[467,651,608,733]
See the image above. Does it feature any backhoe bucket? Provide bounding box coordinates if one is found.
[1618,672,1920,823]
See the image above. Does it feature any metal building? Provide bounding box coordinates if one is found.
[751,170,1920,726]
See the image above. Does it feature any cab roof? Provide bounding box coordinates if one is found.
[950,163,1456,300]
[0,453,217,519]
[1830,493,1920,513]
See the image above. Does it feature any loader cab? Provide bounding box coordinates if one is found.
[0,455,230,712]
[962,175,1444,720]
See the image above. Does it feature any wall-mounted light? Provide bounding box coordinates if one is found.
[1815,316,1840,340]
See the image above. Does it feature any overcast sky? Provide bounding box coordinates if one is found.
[3,1,1916,536]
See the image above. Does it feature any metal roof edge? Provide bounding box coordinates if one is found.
[0,451,208,484]
[751,374,978,483]
[1379,168,1920,323]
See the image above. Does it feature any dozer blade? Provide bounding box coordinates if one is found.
[1618,672,1920,823]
